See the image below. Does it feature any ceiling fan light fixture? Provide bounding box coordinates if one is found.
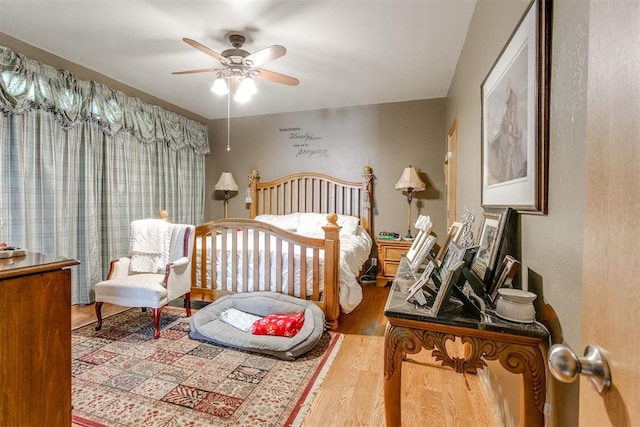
[234,77,256,103]
[242,77,257,96]
[211,75,229,95]
[174,34,298,102]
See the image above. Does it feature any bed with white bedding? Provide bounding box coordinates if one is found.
[190,168,374,330]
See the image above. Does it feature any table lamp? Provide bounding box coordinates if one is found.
[395,165,426,240]
[214,171,238,218]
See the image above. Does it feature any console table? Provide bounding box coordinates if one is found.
[383,282,548,426]
[0,253,79,426]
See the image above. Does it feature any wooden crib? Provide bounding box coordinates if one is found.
[190,167,374,330]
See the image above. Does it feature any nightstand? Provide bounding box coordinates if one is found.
[376,239,413,287]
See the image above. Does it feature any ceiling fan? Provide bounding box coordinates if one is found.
[172,33,299,101]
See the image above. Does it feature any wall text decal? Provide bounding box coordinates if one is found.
[280,127,329,159]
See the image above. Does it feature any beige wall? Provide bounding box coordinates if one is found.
[445,0,587,425]
[205,99,448,240]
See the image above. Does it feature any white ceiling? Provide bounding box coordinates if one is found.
[0,0,476,121]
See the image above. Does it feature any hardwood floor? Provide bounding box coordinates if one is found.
[305,284,503,426]
[71,284,502,426]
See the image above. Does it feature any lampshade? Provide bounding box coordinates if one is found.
[211,75,229,95]
[395,166,426,191]
[214,172,238,192]
[234,77,256,103]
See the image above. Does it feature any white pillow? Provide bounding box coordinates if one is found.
[254,213,300,231]
[336,214,360,237]
[296,213,326,238]
[296,212,361,238]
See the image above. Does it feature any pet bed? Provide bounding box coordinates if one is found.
[189,292,325,360]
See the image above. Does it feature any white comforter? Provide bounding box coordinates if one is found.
[195,226,372,313]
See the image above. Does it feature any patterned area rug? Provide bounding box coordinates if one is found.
[71,307,342,427]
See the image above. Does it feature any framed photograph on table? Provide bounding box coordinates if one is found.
[408,235,437,272]
[487,255,521,305]
[438,241,464,281]
[431,260,465,316]
[471,208,513,284]
[405,260,437,302]
[480,0,551,214]
[449,221,464,244]
[436,222,464,263]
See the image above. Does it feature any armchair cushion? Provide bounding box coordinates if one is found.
[95,274,168,308]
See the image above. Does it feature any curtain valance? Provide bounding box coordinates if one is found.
[0,46,209,155]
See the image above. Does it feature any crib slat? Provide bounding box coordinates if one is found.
[275,240,283,293]
[230,228,237,292]
[252,230,259,291]
[242,228,249,292]
[312,248,320,301]
[300,246,308,300]
[201,233,208,289]
[219,229,227,289]
[287,241,295,296]
[264,232,271,291]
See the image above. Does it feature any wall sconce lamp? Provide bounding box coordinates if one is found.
[214,171,238,218]
[395,165,426,240]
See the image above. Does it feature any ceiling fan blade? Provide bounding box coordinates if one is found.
[182,38,226,62]
[245,45,286,67]
[254,68,300,86]
[171,67,221,75]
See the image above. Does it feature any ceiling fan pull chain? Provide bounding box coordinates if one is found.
[226,89,231,152]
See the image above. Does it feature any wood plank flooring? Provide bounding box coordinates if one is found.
[71,284,503,426]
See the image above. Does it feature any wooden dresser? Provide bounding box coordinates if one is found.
[375,238,412,287]
[0,253,79,427]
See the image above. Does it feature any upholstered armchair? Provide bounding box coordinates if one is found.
[94,219,195,339]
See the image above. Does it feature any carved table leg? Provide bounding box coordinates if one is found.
[383,323,422,426]
[494,343,546,427]
[457,336,546,427]
[383,322,546,427]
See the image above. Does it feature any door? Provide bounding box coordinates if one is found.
[445,119,458,227]
[580,1,640,424]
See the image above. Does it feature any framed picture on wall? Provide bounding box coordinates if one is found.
[480,0,551,214]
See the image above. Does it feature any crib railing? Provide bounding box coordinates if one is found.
[191,215,341,330]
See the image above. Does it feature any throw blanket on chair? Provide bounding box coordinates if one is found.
[129,219,173,273]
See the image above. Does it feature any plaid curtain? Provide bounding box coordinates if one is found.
[0,46,208,304]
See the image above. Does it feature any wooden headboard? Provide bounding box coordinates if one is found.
[247,166,374,235]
